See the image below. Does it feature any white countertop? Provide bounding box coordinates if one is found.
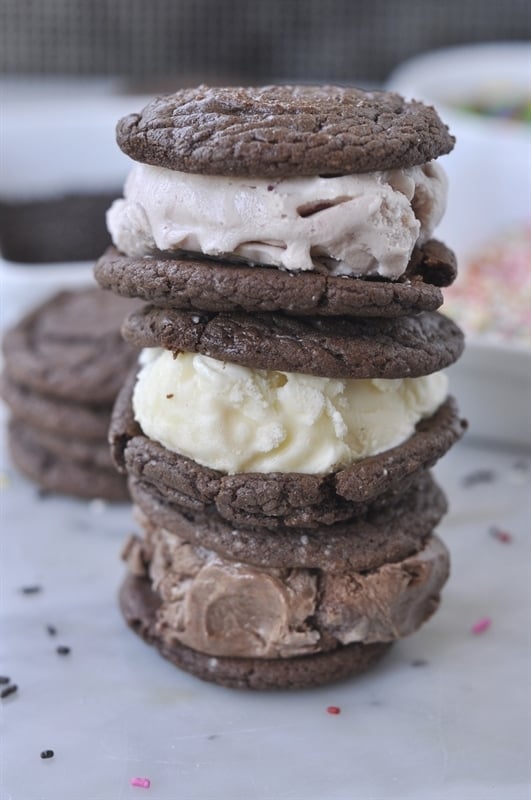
[1,410,530,800]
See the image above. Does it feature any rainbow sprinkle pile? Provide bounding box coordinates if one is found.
[443,224,531,345]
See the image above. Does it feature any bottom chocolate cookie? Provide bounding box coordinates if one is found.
[119,574,393,690]
[9,419,129,502]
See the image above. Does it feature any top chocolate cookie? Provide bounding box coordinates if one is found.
[116,85,455,177]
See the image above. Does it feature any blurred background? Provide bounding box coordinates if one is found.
[0,0,530,436]
[1,0,529,85]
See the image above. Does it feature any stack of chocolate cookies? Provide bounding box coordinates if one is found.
[1,287,138,501]
[95,85,466,689]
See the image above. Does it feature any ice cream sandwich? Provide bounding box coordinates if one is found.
[96,85,466,687]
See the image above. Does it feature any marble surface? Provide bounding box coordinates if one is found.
[1,408,530,799]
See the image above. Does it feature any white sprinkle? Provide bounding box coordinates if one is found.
[300,535,309,546]
[192,315,201,323]
[208,658,219,670]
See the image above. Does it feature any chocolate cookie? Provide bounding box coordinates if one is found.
[8,419,129,502]
[2,287,139,404]
[110,369,466,527]
[128,469,447,572]
[116,85,454,177]
[0,374,111,440]
[119,573,392,690]
[95,240,457,318]
[122,305,464,379]
[11,422,115,471]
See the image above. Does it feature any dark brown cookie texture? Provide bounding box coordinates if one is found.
[128,469,446,573]
[119,573,392,690]
[95,240,457,318]
[0,374,111,441]
[110,369,466,529]
[8,419,129,502]
[122,305,464,379]
[1,287,141,501]
[1,287,139,404]
[116,85,455,177]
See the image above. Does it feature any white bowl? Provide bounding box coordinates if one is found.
[388,43,531,448]
[388,42,530,264]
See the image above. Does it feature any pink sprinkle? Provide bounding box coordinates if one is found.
[471,617,492,635]
[130,777,151,789]
[489,526,513,543]
[326,705,341,715]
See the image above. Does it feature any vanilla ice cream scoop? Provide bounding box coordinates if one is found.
[107,162,447,279]
[133,349,448,475]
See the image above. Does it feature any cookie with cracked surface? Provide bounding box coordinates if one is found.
[1,287,139,405]
[95,240,457,318]
[116,85,454,177]
[127,468,447,572]
[8,418,129,502]
[122,305,464,379]
[119,573,392,690]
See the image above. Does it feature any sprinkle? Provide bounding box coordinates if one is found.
[471,617,492,635]
[40,750,54,759]
[0,676,10,685]
[20,585,42,595]
[461,469,496,487]
[326,705,341,715]
[1,684,18,699]
[489,526,513,543]
[166,393,174,398]
[46,625,57,636]
[411,659,428,668]
[130,777,151,789]
[56,646,71,655]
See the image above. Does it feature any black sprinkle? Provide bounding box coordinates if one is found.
[461,469,496,487]
[0,676,10,685]
[37,488,51,499]
[46,625,57,637]
[56,646,71,656]
[1,684,18,699]
[207,734,219,740]
[20,585,42,595]
[411,659,429,668]
[40,750,54,759]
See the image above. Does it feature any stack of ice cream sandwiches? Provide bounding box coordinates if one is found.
[95,85,466,688]
[1,287,138,501]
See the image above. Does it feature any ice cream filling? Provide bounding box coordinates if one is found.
[107,162,447,279]
[123,521,449,658]
[132,349,449,475]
